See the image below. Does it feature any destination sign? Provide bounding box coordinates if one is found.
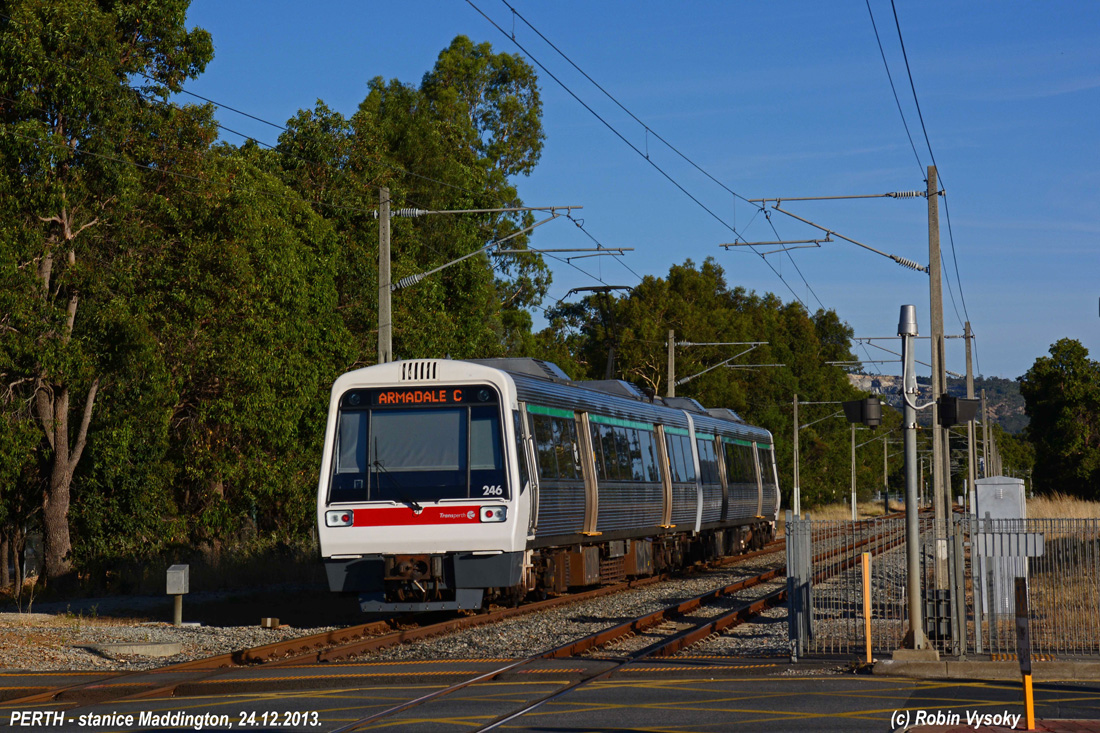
[341,384,499,408]
[374,388,467,406]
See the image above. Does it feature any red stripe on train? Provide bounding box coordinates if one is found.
[352,506,482,526]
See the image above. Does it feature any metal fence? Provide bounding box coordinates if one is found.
[786,513,1100,659]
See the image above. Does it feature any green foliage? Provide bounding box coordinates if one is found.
[1019,338,1100,499]
[0,9,563,582]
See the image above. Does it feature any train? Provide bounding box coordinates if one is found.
[316,358,780,612]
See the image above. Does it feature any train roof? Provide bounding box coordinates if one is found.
[465,358,770,443]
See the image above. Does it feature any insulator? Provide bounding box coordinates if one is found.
[393,208,425,218]
[393,273,424,290]
[888,190,925,198]
[891,255,927,272]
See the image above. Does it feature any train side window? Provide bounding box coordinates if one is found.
[531,413,558,478]
[638,429,660,481]
[696,437,720,485]
[665,434,695,482]
[628,429,646,481]
[592,423,613,480]
[613,426,633,479]
[529,412,581,481]
[724,441,755,484]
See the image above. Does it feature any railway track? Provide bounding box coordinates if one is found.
[5,540,785,708]
[327,522,904,731]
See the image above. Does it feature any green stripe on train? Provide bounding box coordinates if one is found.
[526,404,575,420]
[588,413,656,432]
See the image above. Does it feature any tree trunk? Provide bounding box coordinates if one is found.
[37,378,99,581]
[0,534,9,589]
[43,468,75,578]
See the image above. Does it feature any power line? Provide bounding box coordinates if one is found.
[888,0,973,331]
[466,0,813,312]
[499,0,754,209]
[864,0,924,175]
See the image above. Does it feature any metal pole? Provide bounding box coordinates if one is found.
[667,330,675,398]
[900,304,928,649]
[378,187,392,364]
[928,165,948,586]
[851,423,857,521]
[793,394,801,517]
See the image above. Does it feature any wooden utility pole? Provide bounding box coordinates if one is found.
[378,187,392,364]
[793,394,801,517]
[667,330,675,398]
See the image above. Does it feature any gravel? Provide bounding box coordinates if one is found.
[0,550,799,673]
[355,551,793,663]
[0,613,339,672]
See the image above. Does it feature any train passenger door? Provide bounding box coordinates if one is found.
[752,442,764,517]
[576,411,599,535]
[683,412,703,534]
[714,434,730,521]
[654,424,673,527]
[515,403,537,536]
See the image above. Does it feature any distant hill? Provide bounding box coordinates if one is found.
[847,374,1028,433]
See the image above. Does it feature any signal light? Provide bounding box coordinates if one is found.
[938,395,980,426]
[843,397,883,427]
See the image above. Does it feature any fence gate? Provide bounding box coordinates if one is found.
[785,512,1100,659]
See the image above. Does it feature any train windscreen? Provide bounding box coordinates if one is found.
[328,385,506,504]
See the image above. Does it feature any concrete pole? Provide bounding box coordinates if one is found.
[667,330,675,398]
[981,388,990,478]
[899,304,928,649]
[378,187,392,364]
[927,166,948,584]
[793,394,801,517]
[965,322,976,509]
[884,435,889,513]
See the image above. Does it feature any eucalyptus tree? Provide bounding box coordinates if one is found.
[0,0,213,579]
[274,36,551,365]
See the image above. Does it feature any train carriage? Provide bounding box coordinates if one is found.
[318,358,779,612]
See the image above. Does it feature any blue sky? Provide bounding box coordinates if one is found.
[182,1,1099,380]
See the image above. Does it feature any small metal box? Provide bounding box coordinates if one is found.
[167,564,190,595]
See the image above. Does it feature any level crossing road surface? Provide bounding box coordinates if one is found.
[2,658,1099,732]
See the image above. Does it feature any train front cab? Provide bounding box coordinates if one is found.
[318,363,530,612]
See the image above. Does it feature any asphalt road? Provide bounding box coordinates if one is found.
[4,659,1099,733]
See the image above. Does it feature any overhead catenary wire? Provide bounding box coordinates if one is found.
[887,0,973,335]
[466,0,814,312]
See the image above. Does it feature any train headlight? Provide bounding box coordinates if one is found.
[325,510,354,527]
[479,506,507,523]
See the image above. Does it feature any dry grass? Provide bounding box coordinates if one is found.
[1027,492,1100,519]
[799,499,905,521]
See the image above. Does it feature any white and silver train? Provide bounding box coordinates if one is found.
[317,358,780,612]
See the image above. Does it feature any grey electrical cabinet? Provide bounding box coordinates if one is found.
[971,477,1029,616]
